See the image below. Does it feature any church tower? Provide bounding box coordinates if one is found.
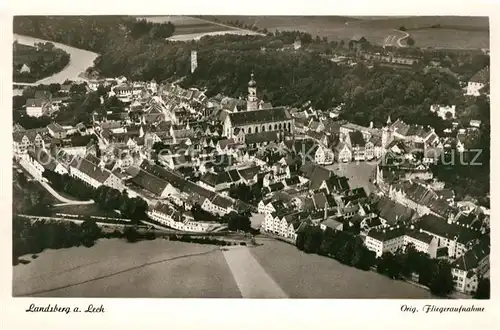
[191,50,198,74]
[247,72,258,111]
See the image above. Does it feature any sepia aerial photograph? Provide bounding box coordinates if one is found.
[12,15,490,299]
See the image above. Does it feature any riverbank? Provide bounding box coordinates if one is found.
[13,34,99,85]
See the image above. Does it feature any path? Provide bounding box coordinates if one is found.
[394,29,410,47]
[222,246,288,298]
[18,158,94,206]
[13,34,99,85]
[383,30,410,48]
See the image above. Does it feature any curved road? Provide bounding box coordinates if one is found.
[13,34,99,85]
[19,159,94,206]
[394,29,410,47]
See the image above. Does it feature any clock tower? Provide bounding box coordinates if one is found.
[247,72,258,111]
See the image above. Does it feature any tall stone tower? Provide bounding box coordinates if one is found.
[247,72,258,111]
[381,125,393,151]
[191,50,198,74]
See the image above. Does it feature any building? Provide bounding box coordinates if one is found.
[466,66,489,96]
[418,214,482,259]
[430,105,456,120]
[349,36,370,52]
[26,147,69,177]
[469,120,482,129]
[365,225,439,258]
[224,107,294,139]
[148,202,212,232]
[20,64,30,73]
[334,142,352,163]
[451,240,490,294]
[69,154,124,190]
[191,50,198,74]
[12,128,48,157]
[47,122,67,139]
[26,98,49,117]
[348,131,366,161]
[293,36,302,50]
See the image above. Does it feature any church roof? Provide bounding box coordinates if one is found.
[228,107,291,126]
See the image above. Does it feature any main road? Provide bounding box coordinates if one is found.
[13,34,99,85]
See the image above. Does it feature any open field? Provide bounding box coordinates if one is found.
[13,236,440,298]
[139,16,262,41]
[202,16,489,49]
[251,238,436,298]
[13,239,241,298]
[222,246,287,298]
[139,16,232,35]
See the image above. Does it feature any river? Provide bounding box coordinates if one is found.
[13,34,99,85]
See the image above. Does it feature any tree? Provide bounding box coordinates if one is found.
[80,220,101,247]
[376,252,404,279]
[227,212,251,232]
[296,230,306,251]
[399,26,406,31]
[429,260,454,296]
[474,278,490,299]
[303,226,323,254]
[124,227,140,243]
[407,37,415,47]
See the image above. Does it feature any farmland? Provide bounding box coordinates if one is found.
[14,236,437,298]
[138,16,262,41]
[201,15,489,49]
[251,238,435,298]
[13,239,242,298]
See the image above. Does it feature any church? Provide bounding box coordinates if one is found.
[222,73,294,140]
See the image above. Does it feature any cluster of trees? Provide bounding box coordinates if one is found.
[94,186,148,224]
[190,203,252,232]
[13,82,89,128]
[170,234,244,246]
[13,41,70,83]
[13,215,102,265]
[473,278,490,299]
[13,175,53,216]
[13,16,180,82]
[122,226,155,243]
[42,170,148,223]
[376,247,454,296]
[431,96,490,201]
[296,224,456,297]
[296,226,376,271]
[129,19,175,39]
[228,182,263,205]
[43,170,95,200]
